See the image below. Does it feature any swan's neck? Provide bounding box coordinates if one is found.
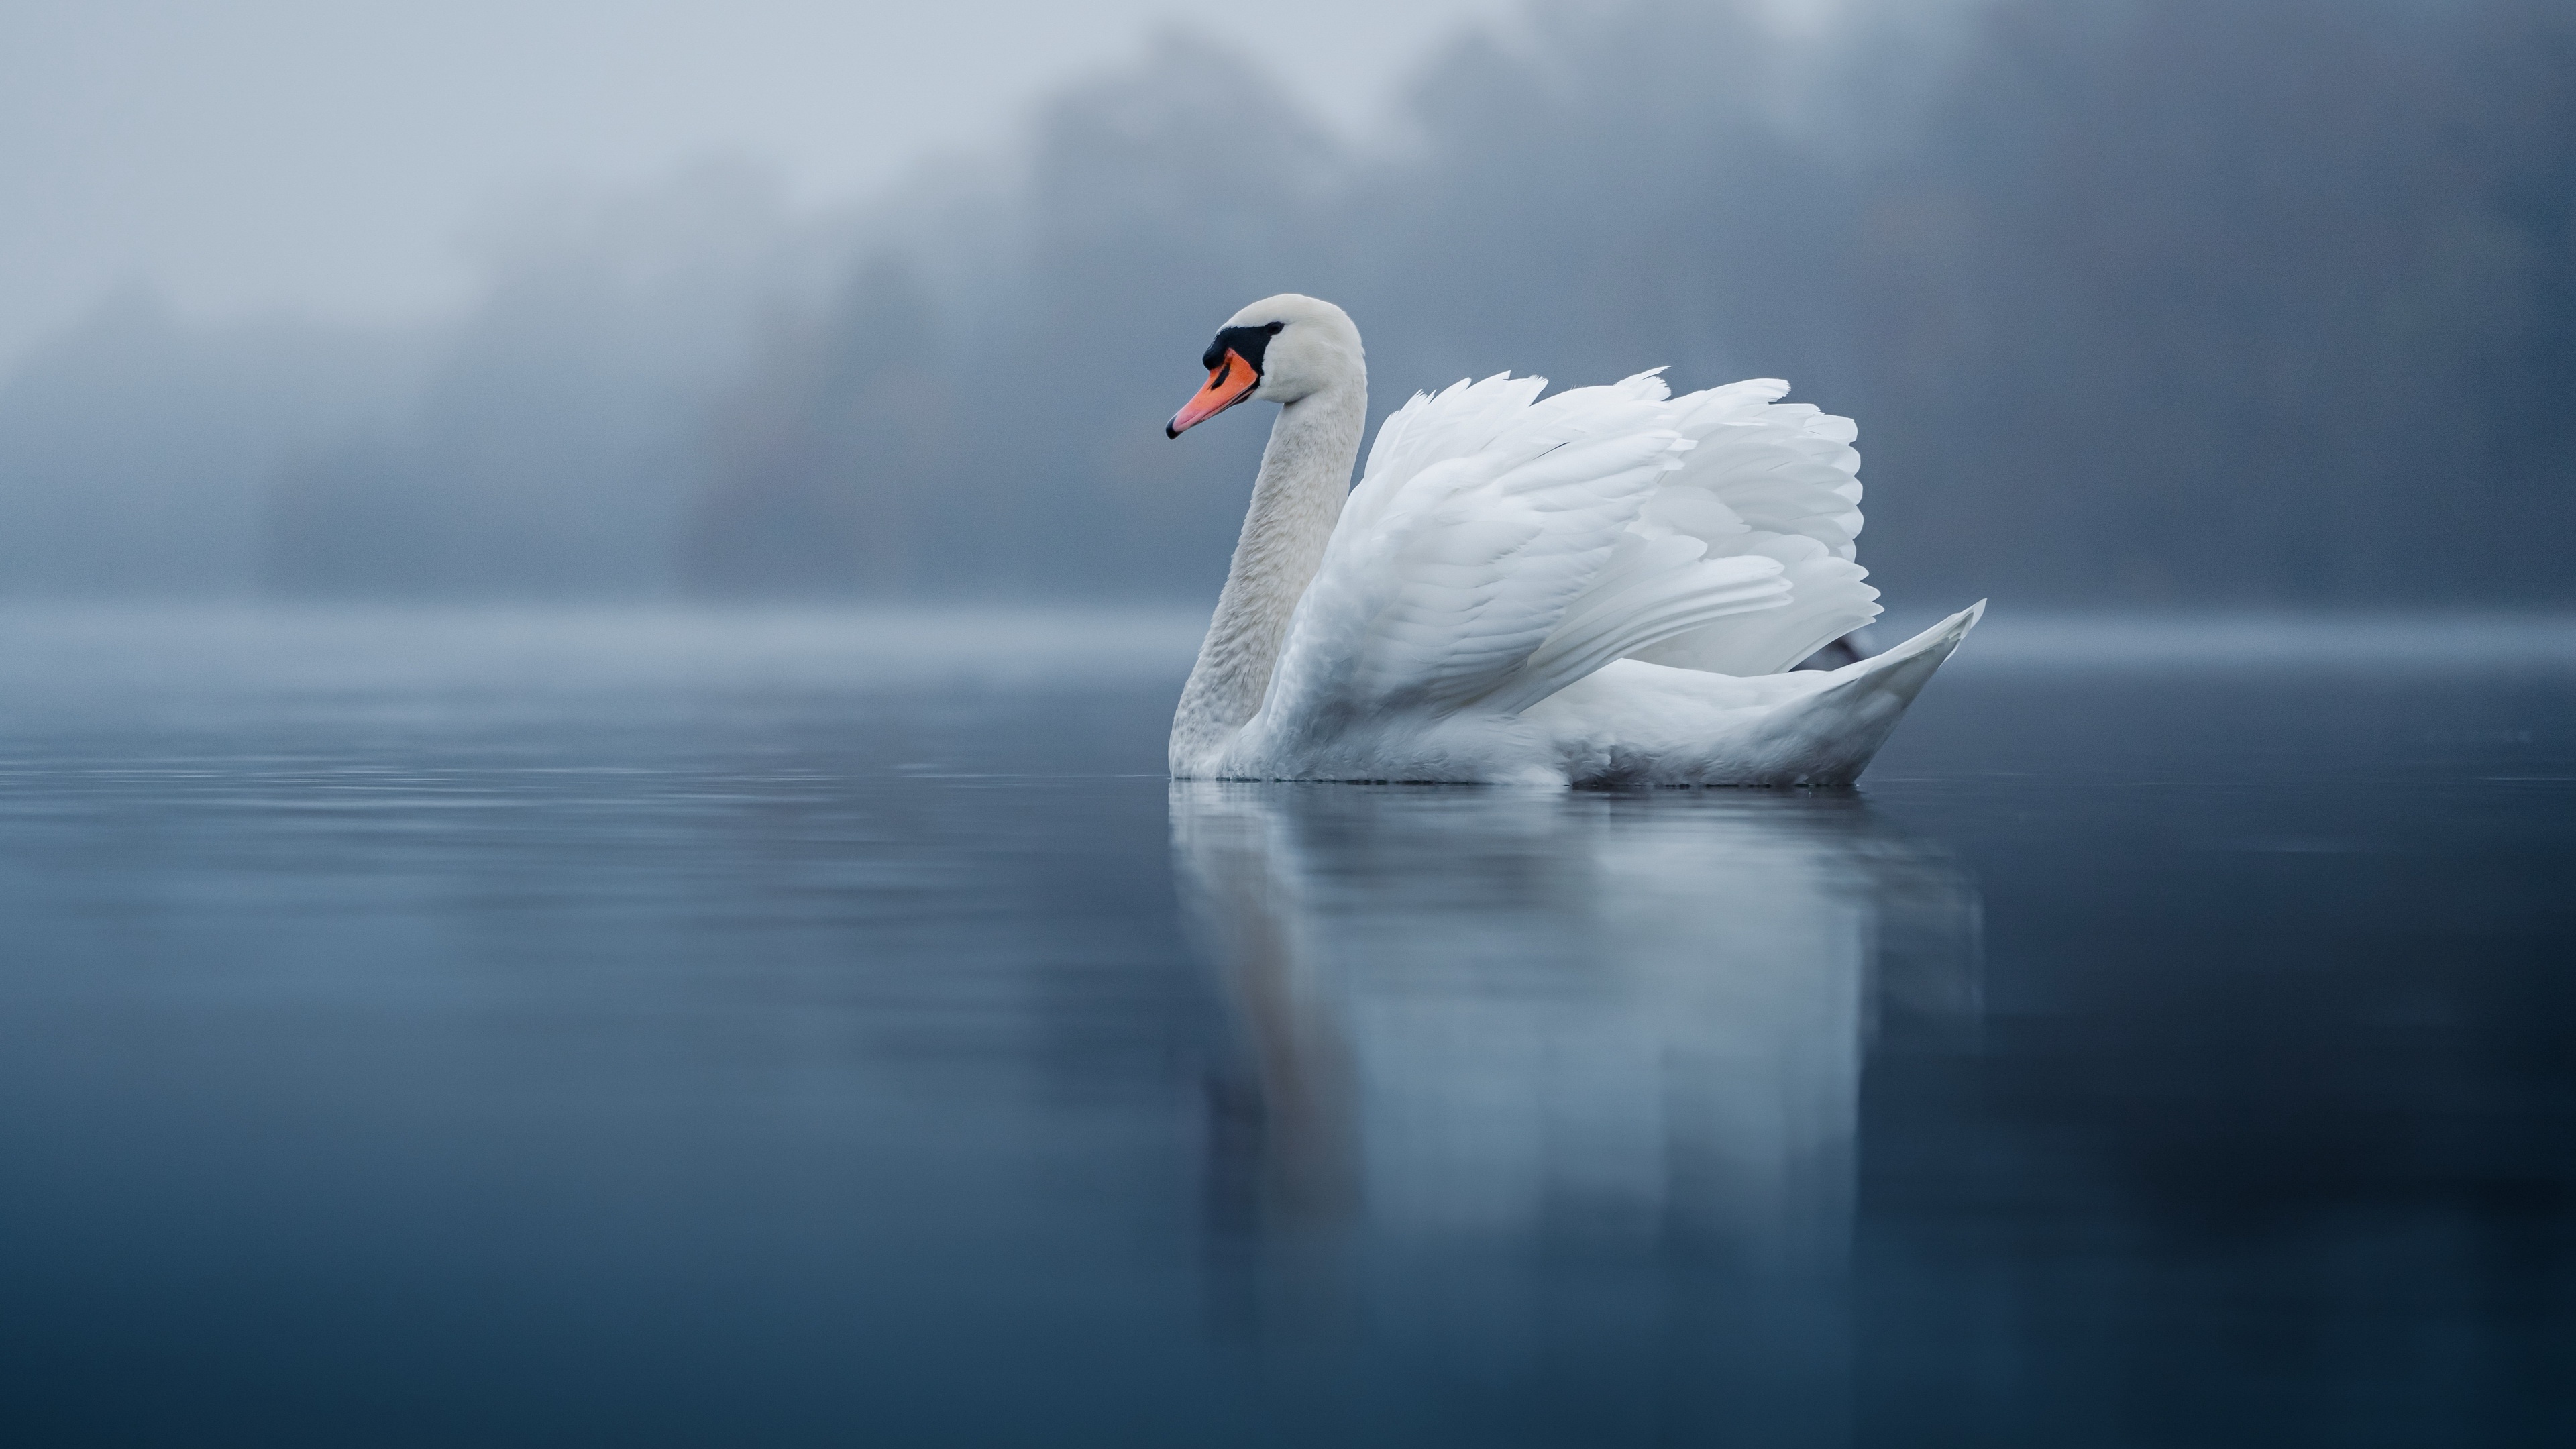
[1171,378,1367,773]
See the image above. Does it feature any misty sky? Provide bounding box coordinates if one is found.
[1,0,1576,369]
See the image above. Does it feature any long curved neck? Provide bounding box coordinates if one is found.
[1171,376,1367,773]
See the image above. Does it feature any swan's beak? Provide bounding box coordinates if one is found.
[1167,350,1259,438]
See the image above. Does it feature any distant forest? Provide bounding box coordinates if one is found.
[3,0,2569,607]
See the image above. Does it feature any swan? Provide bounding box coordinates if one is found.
[1165,294,1982,785]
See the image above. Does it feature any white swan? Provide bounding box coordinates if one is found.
[1165,294,1981,785]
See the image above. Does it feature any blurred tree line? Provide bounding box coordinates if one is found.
[686,0,2576,608]
[3,0,2569,606]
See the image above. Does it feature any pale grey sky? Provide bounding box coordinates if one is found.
[0,1,1873,370]
[0,0,1541,368]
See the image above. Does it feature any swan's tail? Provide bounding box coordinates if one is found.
[1758,601,1984,785]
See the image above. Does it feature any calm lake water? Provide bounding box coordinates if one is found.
[1,608,2568,1447]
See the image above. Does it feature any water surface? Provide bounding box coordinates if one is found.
[0,609,2567,1446]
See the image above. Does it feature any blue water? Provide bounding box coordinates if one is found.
[0,609,2568,1447]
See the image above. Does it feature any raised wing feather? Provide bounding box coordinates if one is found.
[1340,372,1547,537]
[1260,373,1690,726]
[1253,372,1882,745]
[1623,380,1882,676]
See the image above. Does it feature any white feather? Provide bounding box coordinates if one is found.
[1165,294,1974,784]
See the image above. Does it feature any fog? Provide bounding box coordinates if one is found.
[0,0,1518,358]
[3,0,2569,607]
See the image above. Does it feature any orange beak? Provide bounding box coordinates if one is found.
[1167,349,1258,437]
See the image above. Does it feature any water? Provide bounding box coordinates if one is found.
[0,609,2567,1447]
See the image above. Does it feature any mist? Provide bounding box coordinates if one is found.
[7,8,2572,1440]
[2,0,2568,607]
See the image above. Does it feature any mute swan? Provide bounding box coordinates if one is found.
[1165,294,1981,785]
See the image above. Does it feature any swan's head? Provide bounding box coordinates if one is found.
[1166,294,1363,437]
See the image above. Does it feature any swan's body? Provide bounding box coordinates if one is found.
[1166,295,1978,786]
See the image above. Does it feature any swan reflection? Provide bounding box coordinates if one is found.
[1174,782,1980,1265]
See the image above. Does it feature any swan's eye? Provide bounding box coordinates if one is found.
[1265,321,1285,335]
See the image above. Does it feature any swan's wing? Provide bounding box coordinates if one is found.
[1622,380,1883,676]
[1259,372,1795,727]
